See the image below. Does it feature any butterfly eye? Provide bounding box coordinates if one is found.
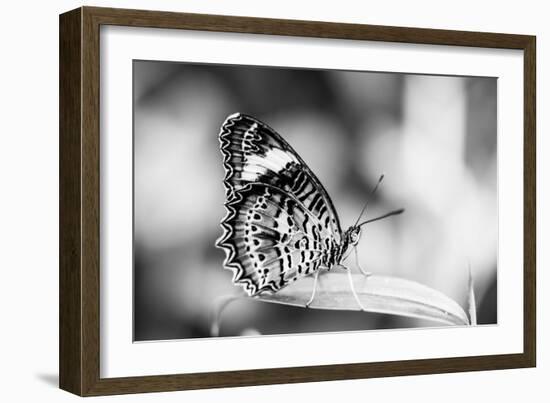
[350,230,361,244]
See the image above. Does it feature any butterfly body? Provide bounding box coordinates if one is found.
[217,113,362,297]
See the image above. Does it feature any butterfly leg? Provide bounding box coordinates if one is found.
[354,247,373,277]
[305,270,321,308]
[344,265,367,311]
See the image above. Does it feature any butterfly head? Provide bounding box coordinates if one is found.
[346,226,362,247]
[346,208,405,249]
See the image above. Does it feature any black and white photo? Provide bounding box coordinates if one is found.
[133,61,497,341]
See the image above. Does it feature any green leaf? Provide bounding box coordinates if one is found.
[257,272,469,326]
[211,270,471,335]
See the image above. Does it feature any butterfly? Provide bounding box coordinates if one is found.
[216,113,403,309]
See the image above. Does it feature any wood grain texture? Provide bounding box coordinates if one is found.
[85,5,532,48]
[59,8,82,396]
[523,38,536,367]
[59,5,537,396]
[81,6,102,396]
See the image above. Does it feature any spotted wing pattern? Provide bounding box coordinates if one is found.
[217,113,343,296]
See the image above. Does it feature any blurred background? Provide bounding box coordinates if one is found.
[133,60,497,341]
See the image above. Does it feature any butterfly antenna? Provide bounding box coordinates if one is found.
[353,174,385,227]
[358,208,405,227]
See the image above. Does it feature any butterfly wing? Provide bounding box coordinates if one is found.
[217,113,343,296]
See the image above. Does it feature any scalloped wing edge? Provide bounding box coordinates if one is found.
[218,112,241,201]
[216,185,282,297]
[216,113,277,297]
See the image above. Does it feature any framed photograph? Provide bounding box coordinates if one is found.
[59,6,536,396]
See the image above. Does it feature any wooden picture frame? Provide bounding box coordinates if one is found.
[59,6,536,396]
